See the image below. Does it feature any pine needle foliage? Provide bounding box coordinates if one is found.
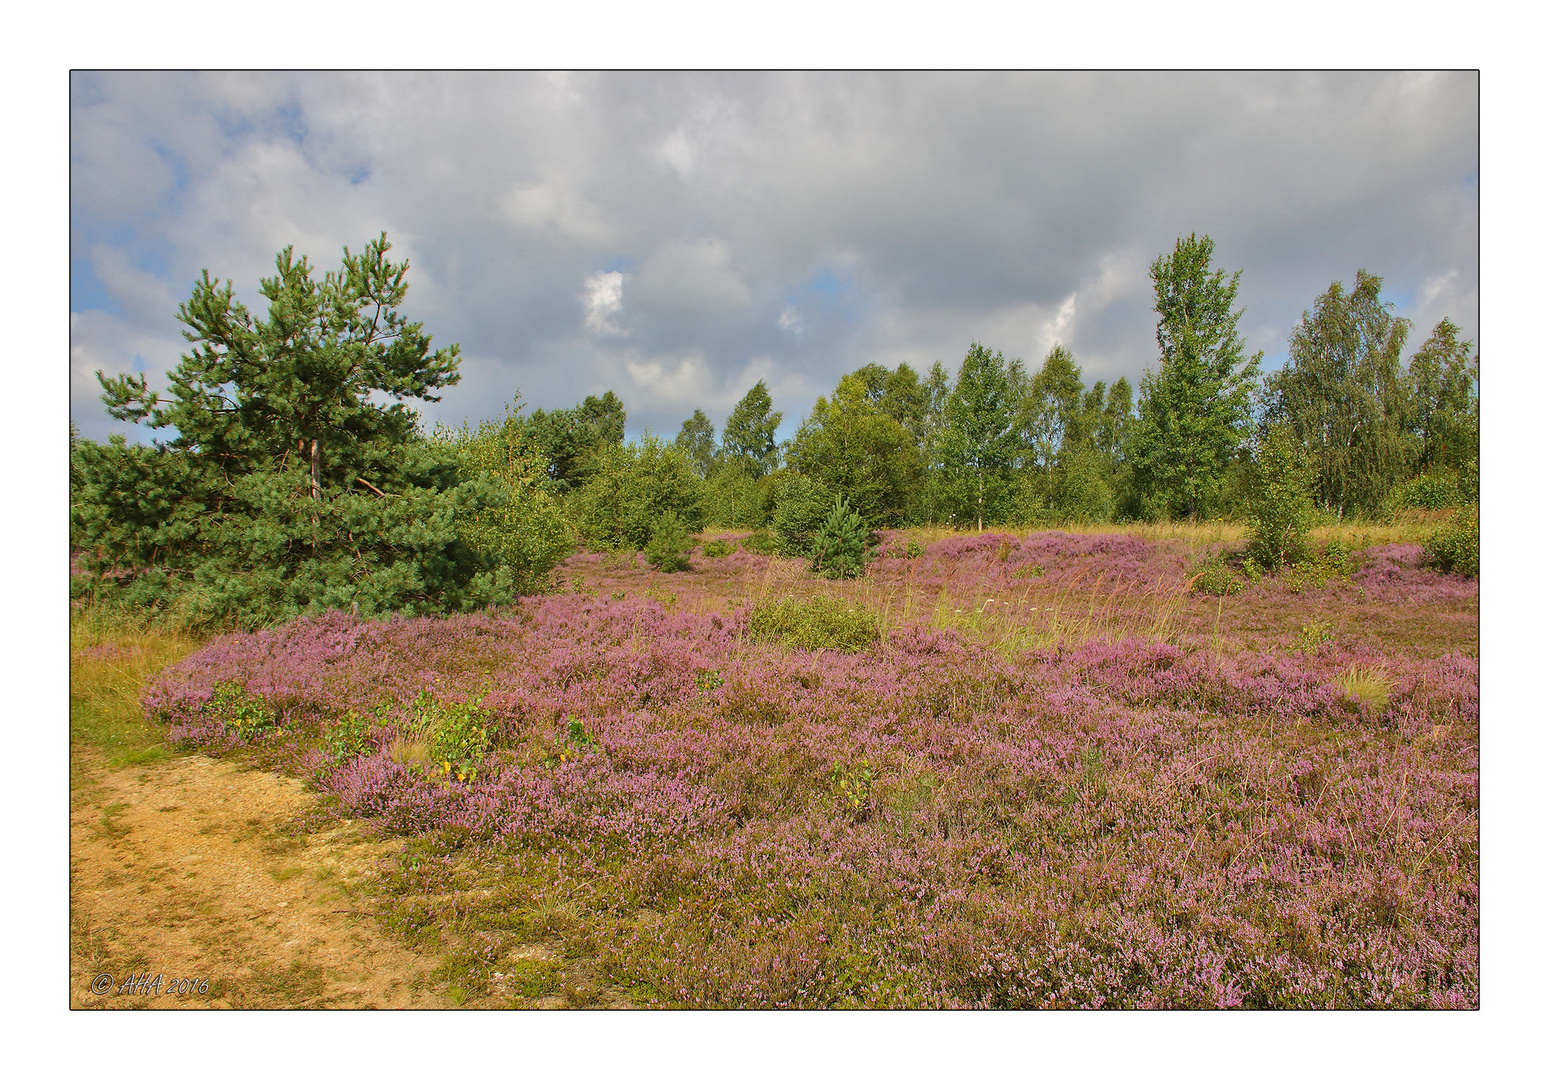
[72,235,551,628]
[810,497,872,580]
[645,512,694,573]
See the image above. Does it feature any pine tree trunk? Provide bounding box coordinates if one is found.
[310,438,321,555]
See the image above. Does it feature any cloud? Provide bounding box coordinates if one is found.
[500,179,608,243]
[630,237,753,320]
[71,310,189,442]
[583,271,626,336]
[69,71,1479,443]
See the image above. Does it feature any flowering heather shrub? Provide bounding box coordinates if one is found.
[877,531,1192,593]
[1350,544,1480,605]
[144,558,1478,1008]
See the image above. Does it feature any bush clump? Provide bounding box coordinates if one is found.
[772,473,839,557]
[1388,472,1463,514]
[740,529,781,556]
[809,498,872,580]
[645,512,694,572]
[1193,555,1243,596]
[1246,424,1314,573]
[701,538,736,558]
[746,594,880,652]
[1424,506,1479,578]
[573,437,706,553]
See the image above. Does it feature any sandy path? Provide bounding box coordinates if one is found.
[70,751,447,1009]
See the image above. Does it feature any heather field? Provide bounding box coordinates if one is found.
[135,526,1478,1009]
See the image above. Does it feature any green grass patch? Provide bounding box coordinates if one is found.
[746,594,880,652]
[70,611,204,767]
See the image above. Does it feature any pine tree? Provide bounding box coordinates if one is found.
[75,234,531,626]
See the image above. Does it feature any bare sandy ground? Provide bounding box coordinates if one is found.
[70,750,447,1009]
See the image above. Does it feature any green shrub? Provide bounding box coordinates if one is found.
[1193,555,1243,596]
[573,437,707,552]
[809,498,872,580]
[1246,424,1315,573]
[324,708,374,762]
[411,691,492,783]
[204,681,277,738]
[703,469,778,529]
[1424,506,1479,578]
[1049,447,1115,524]
[1389,472,1463,512]
[747,595,880,652]
[1296,620,1334,653]
[438,410,575,591]
[740,530,781,555]
[645,512,693,573]
[701,538,736,558]
[771,473,839,557]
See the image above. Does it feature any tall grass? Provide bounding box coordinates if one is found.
[70,609,204,767]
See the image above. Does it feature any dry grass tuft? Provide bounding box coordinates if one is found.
[1337,665,1393,715]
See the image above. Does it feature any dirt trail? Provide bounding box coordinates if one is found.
[70,751,447,1009]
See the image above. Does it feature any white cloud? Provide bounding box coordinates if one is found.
[583,270,626,336]
[500,179,608,243]
[658,129,698,181]
[777,305,803,335]
[88,246,179,327]
[1421,268,1459,308]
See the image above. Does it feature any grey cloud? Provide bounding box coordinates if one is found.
[70,70,1477,445]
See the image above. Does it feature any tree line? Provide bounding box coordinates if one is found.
[656,233,1476,533]
[70,232,1478,628]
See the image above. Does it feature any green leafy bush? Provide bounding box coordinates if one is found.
[1246,424,1315,573]
[436,406,575,591]
[572,437,707,552]
[701,538,736,558]
[1192,555,1243,596]
[645,512,693,573]
[1296,620,1335,654]
[1049,447,1115,524]
[204,682,277,738]
[809,498,872,580]
[324,708,374,762]
[703,469,778,529]
[1424,506,1479,578]
[411,691,492,783]
[746,595,880,652]
[552,714,599,765]
[1388,472,1463,513]
[740,530,781,555]
[771,473,839,557]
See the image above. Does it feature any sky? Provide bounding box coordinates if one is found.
[69,70,1479,447]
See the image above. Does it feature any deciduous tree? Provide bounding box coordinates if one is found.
[1129,234,1262,520]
